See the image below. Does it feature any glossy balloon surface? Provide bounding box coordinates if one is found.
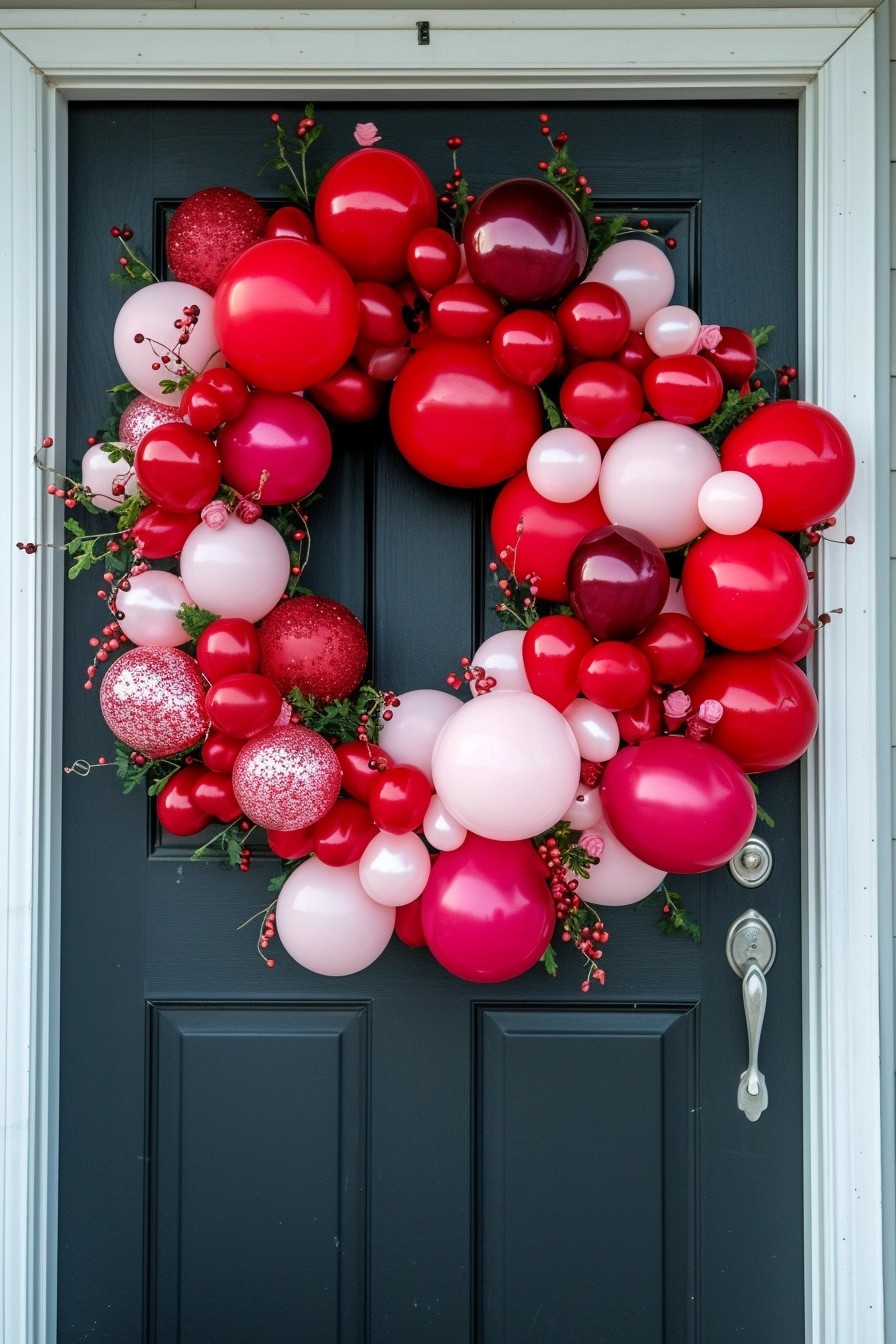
[462,178,588,303]
[568,525,670,641]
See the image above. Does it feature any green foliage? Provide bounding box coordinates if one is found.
[63,517,125,580]
[642,885,702,942]
[541,943,559,977]
[96,382,137,445]
[189,821,250,868]
[750,324,775,350]
[700,386,770,448]
[288,684,387,745]
[113,740,193,797]
[586,212,629,268]
[538,386,564,429]
[267,860,305,896]
[178,604,221,641]
[158,371,195,396]
[261,105,327,210]
[748,777,776,828]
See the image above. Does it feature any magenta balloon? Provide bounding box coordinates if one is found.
[461,178,588,303]
[567,525,670,640]
[216,390,333,504]
[421,832,553,982]
[599,735,757,874]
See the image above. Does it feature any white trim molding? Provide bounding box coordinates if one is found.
[0,8,889,1342]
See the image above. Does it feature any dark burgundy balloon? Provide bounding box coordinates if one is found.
[461,178,588,304]
[568,525,670,641]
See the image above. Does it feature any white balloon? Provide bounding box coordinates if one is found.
[80,443,138,511]
[470,630,531,694]
[562,698,621,763]
[422,795,467,851]
[526,426,601,504]
[599,419,721,549]
[697,470,764,535]
[359,831,431,907]
[112,281,224,405]
[179,514,290,623]
[574,820,667,907]
[377,689,461,786]
[643,305,702,357]
[116,569,194,647]
[276,858,395,975]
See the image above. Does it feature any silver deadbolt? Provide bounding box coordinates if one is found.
[728,836,773,888]
[725,909,776,1122]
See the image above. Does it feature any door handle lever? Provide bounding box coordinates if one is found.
[725,909,776,1122]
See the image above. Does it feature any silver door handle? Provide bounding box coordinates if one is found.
[725,909,776,1122]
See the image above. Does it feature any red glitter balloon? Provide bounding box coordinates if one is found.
[231,725,342,830]
[99,647,209,758]
[166,186,268,295]
[258,595,368,703]
[118,394,180,450]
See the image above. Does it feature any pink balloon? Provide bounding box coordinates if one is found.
[421,833,553,982]
[574,818,667,905]
[216,390,333,505]
[118,394,181,449]
[598,419,721,550]
[359,831,432,907]
[276,857,395,976]
[112,281,224,405]
[587,239,676,331]
[469,630,531,694]
[116,569,194,647]
[376,689,461,786]
[179,514,291,623]
[99,646,209,757]
[697,471,764,535]
[231,726,341,830]
[80,443,138,511]
[431,690,581,841]
[643,305,701,357]
[562,698,621,762]
[422,795,468,851]
[561,785,605,830]
[526,427,601,504]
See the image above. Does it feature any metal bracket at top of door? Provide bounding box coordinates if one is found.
[417,20,431,45]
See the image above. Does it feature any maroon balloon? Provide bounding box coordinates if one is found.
[683,650,818,773]
[258,594,368,703]
[568,525,670,641]
[461,178,588,304]
[216,390,332,504]
[600,736,757,874]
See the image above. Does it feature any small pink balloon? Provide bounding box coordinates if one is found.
[561,785,605,830]
[99,646,209,757]
[80,443,139,511]
[469,630,531,694]
[112,281,224,405]
[526,426,602,504]
[643,305,702,357]
[422,795,467,851]
[179,514,291,623]
[116,569,194,647]
[575,819,667,905]
[118,394,181,449]
[587,239,676,332]
[276,857,395,976]
[231,726,341,830]
[697,470,764,535]
[562,698,621,763]
[599,419,721,550]
[376,689,461,787]
[359,831,432,907]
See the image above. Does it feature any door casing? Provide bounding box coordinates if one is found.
[0,7,890,1341]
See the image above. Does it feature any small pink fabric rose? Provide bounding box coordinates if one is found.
[695,324,723,353]
[697,698,723,724]
[579,831,605,860]
[686,698,724,741]
[201,500,229,530]
[663,689,692,733]
[354,122,382,148]
[234,497,262,524]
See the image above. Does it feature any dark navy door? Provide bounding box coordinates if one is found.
[60,99,803,1343]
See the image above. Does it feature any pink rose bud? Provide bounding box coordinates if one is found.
[354,122,382,147]
[697,698,723,724]
[579,831,605,860]
[693,324,723,353]
[663,689,691,732]
[234,497,262,524]
[200,500,229,530]
[686,699,724,741]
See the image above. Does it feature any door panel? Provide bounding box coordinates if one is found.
[60,100,802,1342]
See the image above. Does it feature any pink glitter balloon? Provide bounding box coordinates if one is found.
[167,186,269,295]
[118,395,181,450]
[99,646,209,758]
[231,725,342,830]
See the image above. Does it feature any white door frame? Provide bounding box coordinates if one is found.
[0,8,890,1340]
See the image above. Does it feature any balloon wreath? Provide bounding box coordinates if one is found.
[47,110,854,988]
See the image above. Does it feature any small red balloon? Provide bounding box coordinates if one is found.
[130,505,200,560]
[258,595,368,703]
[352,339,411,383]
[313,798,378,866]
[407,227,461,293]
[429,283,504,342]
[556,281,631,358]
[522,615,595,711]
[205,672,283,739]
[266,825,316,860]
[631,612,706,687]
[682,527,809,652]
[134,423,221,514]
[684,650,818,772]
[201,730,244,775]
[157,766,212,836]
[334,740,394,803]
[395,895,428,948]
[368,765,432,835]
[315,148,438,283]
[199,368,250,422]
[578,641,653,712]
[179,381,226,433]
[559,361,644,440]
[491,472,609,604]
[196,618,262,684]
[701,327,757,389]
[616,689,664,745]
[265,205,316,243]
[491,310,564,385]
[190,770,243,823]
[307,363,387,423]
[774,616,815,662]
[355,281,410,347]
[614,331,657,381]
[642,355,724,424]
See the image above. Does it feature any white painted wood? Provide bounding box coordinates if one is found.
[0,8,888,1341]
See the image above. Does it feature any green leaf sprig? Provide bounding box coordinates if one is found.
[262,106,327,211]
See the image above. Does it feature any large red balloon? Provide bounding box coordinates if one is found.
[559,361,645,440]
[490,472,609,603]
[522,614,595,711]
[642,355,724,424]
[134,423,221,513]
[568,525,670,641]
[389,342,542,488]
[681,526,809,652]
[214,238,359,392]
[258,594,368,703]
[421,833,553,982]
[600,735,757,873]
[216,390,332,504]
[461,178,588,304]
[314,148,438,283]
[719,400,856,531]
[683,650,818,772]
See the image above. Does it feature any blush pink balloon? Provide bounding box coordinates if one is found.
[470,630,531,694]
[118,394,181,450]
[643,305,702,357]
[574,818,667,905]
[562,785,605,830]
[562,698,621,763]
[421,833,553,982]
[431,690,581,841]
[276,857,395,976]
[216,390,333,504]
[359,831,432,907]
[116,569,194,647]
[80,443,138,511]
[587,239,676,331]
[112,281,224,405]
[598,419,721,550]
[179,514,291,623]
[376,689,462,787]
[526,426,602,504]
[697,470,764,535]
[422,795,468,851]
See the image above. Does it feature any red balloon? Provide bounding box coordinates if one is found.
[190,770,243,823]
[156,765,211,836]
[522,615,594,711]
[615,689,664,744]
[355,281,409,347]
[719,400,856,531]
[684,650,818,772]
[179,381,226,433]
[559,361,644,440]
[313,798,378,866]
[334,740,394,803]
[216,390,332,504]
[134,423,221,513]
[130,504,200,560]
[205,672,283,739]
[166,187,268,295]
[307,362,387,423]
[352,339,410,383]
[214,238,359,392]
[314,148,438,283]
[461,178,588,303]
[200,368,250,421]
[600,736,757,874]
[406,227,461,293]
[556,281,631,358]
[421,833,553,982]
[266,824,316,860]
[774,615,815,662]
[701,326,757,389]
[368,765,432,835]
[614,331,657,380]
[631,612,706,687]
[196,617,262,684]
[490,472,609,603]
[428,283,504,342]
[642,355,724,424]
[491,309,563,385]
[201,730,244,774]
[578,641,653,712]
[389,341,542,489]
[265,205,316,243]
[258,595,368,703]
[568,525,670,641]
[395,895,428,948]
[682,527,809,652]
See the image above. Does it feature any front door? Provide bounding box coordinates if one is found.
[60,98,803,1342]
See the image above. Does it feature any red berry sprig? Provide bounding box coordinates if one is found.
[109,225,157,286]
[439,135,475,238]
[538,831,608,990]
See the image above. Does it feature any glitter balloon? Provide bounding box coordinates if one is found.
[166,186,269,295]
[99,646,209,758]
[231,725,342,830]
[258,595,368,703]
[118,394,181,450]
